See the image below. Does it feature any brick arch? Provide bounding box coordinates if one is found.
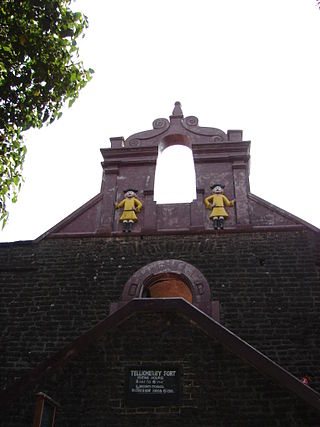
[120,259,216,317]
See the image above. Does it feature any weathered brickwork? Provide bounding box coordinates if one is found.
[2,312,320,426]
[1,229,320,425]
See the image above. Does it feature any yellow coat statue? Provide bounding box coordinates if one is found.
[204,194,234,219]
[204,184,235,230]
[116,196,142,223]
[115,189,143,232]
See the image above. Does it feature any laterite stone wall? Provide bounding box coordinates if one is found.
[2,312,320,426]
[1,229,320,425]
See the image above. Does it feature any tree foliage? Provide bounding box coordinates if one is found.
[0,0,93,228]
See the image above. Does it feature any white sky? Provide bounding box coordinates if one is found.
[154,145,197,204]
[1,0,320,242]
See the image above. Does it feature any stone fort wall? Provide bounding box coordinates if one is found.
[1,229,319,425]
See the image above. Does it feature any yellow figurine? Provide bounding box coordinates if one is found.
[115,189,143,232]
[204,184,235,230]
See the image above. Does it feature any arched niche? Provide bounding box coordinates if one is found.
[113,259,219,319]
[154,134,197,204]
[142,273,193,302]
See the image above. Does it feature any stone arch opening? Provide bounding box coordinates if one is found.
[142,272,193,302]
[153,134,197,204]
[111,259,219,320]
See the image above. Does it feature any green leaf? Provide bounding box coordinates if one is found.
[68,98,75,108]
[0,0,93,227]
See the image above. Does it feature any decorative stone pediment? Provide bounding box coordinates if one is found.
[121,102,237,149]
[36,102,318,240]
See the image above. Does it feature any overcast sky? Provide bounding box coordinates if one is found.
[1,0,320,242]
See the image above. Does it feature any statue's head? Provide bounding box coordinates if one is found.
[210,184,224,194]
[124,189,137,198]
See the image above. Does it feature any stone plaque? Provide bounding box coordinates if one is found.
[126,366,180,405]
